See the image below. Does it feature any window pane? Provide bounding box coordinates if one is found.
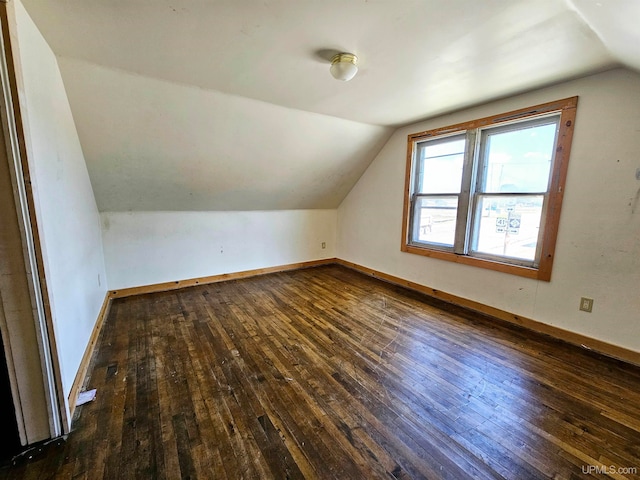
[472,195,544,262]
[480,120,558,193]
[413,196,458,247]
[417,135,465,194]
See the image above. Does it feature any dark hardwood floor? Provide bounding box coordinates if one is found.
[2,265,639,479]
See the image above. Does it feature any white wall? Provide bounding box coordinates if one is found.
[102,210,336,290]
[15,0,107,418]
[338,68,640,354]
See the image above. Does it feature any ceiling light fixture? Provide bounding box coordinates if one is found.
[330,53,358,81]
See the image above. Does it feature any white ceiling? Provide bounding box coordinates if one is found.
[19,0,640,211]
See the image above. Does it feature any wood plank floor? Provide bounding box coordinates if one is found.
[2,265,640,479]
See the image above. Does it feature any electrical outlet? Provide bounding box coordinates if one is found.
[321,242,326,249]
[579,297,593,313]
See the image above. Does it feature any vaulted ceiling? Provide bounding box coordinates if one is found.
[20,0,640,211]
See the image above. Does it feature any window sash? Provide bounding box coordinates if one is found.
[413,133,467,195]
[409,130,476,254]
[464,115,560,266]
[468,192,548,267]
[475,114,561,195]
[410,194,459,251]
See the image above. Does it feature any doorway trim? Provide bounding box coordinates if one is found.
[0,0,67,440]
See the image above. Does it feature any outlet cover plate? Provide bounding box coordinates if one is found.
[579,297,593,313]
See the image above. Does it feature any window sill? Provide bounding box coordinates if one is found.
[401,243,550,281]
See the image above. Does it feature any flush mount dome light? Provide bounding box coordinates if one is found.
[330,53,358,81]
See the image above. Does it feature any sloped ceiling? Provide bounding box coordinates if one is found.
[56,58,391,211]
[19,0,640,211]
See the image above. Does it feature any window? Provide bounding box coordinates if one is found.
[401,97,577,281]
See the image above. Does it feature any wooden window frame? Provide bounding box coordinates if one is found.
[401,97,578,281]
